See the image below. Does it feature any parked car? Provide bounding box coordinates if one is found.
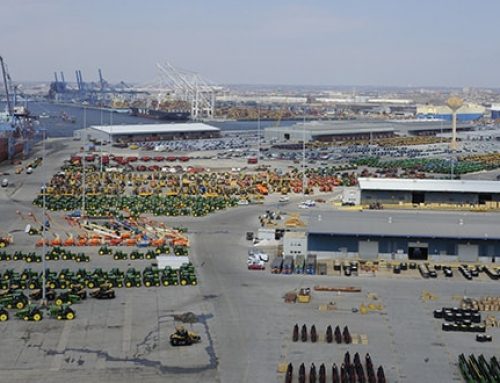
[248,261,265,270]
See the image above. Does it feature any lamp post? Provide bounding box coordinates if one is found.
[302,106,306,199]
[82,105,87,217]
[41,128,47,305]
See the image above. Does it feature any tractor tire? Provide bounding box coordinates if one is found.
[29,283,36,290]
[33,313,42,321]
[145,281,151,287]
[130,255,135,260]
[0,242,5,248]
[180,279,187,286]
[26,257,32,263]
[0,312,8,321]
[87,281,95,289]
[24,316,29,321]
[55,298,63,306]
[163,280,169,286]
[191,280,197,286]
[16,301,25,310]
[125,281,132,288]
[66,311,75,320]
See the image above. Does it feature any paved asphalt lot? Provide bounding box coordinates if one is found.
[0,139,498,383]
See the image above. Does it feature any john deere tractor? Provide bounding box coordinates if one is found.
[169,326,201,346]
[0,305,9,321]
[48,304,75,320]
[0,291,28,309]
[15,304,43,321]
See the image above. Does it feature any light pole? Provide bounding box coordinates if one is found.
[257,104,261,161]
[41,127,47,305]
[82,105,87,217]
[302,106,306,199]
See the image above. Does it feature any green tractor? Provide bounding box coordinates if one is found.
[124,271,141,288]
[12,251,25,261]
[161,268,179,286]
[174,245,188,256]
[54,291,81,306]
[179,272,197,286]
[145,250,157,260]
[113,250,128,260]
[68,284,87,300]
[129,250,144,260]
[0,305,8,321]
[73,253,90,263]
[23,252,42,263]
[48,304,76,320]
[155,245,169,255]
[98,246,112,256]
[169,326,201,346]
[15,304,43,321]
[143,272,160,287]
[0,291,28,309]
[30,288,56,301]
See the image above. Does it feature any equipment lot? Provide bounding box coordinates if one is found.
[0,138,498,383]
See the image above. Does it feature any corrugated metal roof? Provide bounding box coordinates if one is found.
[308,211,500,240]
[358,177,500,194]
[90,123,220,135]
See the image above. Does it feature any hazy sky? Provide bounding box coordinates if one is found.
[1,0,499,87]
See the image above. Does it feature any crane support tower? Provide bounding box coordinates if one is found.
[156,62,220,121]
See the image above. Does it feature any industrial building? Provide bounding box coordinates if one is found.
[82,123,220,144]
[282,231,307,258]
[491,104,500,120]
[264,119,475,143]
[264,121,395,142]
[358,178,500,206]
[307,211,500,262]
[416,103,485,122]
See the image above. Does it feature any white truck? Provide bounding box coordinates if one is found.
[157,256,190,270]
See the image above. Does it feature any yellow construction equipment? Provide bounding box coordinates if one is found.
[284,214,305,228]
[297,288,311,303]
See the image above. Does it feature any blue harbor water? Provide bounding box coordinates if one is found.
[15,101,296,138]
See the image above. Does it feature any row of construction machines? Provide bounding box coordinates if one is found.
[271,255,317,275]
[0,265,196,292]
[34,216,189,248]
[44,161,353,198]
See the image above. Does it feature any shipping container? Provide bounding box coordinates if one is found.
[294,255,305,274]
[305,254,317,275]
[282,255,294,274]
[271,257,283,274]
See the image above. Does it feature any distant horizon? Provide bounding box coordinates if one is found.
[15,80,500,92]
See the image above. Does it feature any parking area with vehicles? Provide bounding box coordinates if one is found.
[0,135,499,383]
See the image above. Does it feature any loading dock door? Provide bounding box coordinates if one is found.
[358,241,378,260]
[458,244,479,262]
[408,242,429,260]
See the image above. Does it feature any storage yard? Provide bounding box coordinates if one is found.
[0,134,498,383]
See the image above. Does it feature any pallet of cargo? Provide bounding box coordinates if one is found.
[313,285,361,293]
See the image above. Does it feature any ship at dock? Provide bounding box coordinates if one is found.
[129,99,191,121]
[0,56,37,163]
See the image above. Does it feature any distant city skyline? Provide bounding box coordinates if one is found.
[1,0,500,88]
